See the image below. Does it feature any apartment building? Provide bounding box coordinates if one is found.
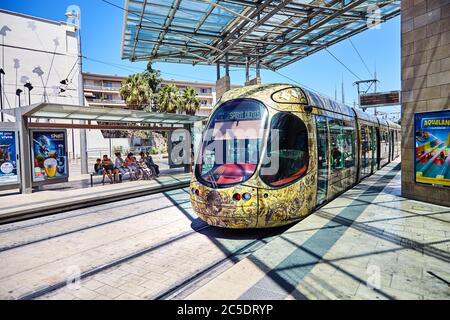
[82,72,240,116]
[83,73,126,108]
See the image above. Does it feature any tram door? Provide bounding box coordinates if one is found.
[370,126,377,173]
[316,116,329,205]
[360,124,370,178]
[390,130,395,161]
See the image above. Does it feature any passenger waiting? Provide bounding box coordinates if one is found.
[102,154,118,184]
[94,158,104,175]
[114,152,129,182]
[145,151,160,177]
[125,153,139,179]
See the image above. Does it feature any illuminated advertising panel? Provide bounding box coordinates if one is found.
[415,110,450,187]
[0,130,18,185]
[31,130,68,183]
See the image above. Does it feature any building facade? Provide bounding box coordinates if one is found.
[83,72,240,116]
[401,0,450,206]
[0,9,82,156]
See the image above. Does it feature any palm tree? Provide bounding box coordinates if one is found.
[157,84,181,113]
[180,87,200,115]
[119,74,150,110]
[143,62,162,111]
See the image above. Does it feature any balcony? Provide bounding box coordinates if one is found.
[87,98,126,105]
[84,84,122,92]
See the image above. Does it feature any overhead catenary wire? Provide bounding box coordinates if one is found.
[325,47,363,81]
[348,38,373,78]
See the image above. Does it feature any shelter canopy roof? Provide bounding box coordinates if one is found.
[2,103,205,125]
[121,0,400,70]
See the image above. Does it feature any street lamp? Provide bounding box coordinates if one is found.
[24,81,33,105]
[65,9,87,170]
[16,88,23,107]
[0,68,5,122]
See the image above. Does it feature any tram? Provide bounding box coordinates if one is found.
[190,84,401,228]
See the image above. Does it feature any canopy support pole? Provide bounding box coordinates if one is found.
[17,111,32,194]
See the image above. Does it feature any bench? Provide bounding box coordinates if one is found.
[90,172,124,186]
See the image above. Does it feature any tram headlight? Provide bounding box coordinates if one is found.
[232,193,241,201]
[242,193,251,201]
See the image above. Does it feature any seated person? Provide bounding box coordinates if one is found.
[144,151,160,176]
[114,152,128,181]
[102,154,118,183]
[94,158,104,175]
[125,153,139,179]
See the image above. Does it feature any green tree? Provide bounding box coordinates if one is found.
[180,87,200,115]
[157,84,181,113]
[119,74,150,110]
[143,62,162,111]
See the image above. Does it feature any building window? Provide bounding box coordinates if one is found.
[260,112,309,187]
[200,88,210,94]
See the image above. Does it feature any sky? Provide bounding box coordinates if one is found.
[0,0,401,118]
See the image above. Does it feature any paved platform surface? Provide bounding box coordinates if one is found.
[186,160,450,300]
[0,159,448,300]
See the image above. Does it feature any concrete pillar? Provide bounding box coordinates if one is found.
[400,0,450,206]
[225,54,230,77]
[216,62,220,80]
[245,57,250,83]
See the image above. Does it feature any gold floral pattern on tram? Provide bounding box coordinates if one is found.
[190,180,259,228]
[257,172,316,228]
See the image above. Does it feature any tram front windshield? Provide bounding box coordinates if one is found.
[196,99,267,187]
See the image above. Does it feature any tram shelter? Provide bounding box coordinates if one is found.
[0,103,205,194]
[121,0,400,95]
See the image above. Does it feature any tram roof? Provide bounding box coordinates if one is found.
[121,0,400,70]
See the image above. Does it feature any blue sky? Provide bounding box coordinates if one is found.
[1,0,401,117]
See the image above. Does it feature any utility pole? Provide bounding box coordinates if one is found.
[66,9,88,174]
[353,79,379,111]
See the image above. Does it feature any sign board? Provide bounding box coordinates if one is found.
[0,130,19,187]
[31,129,69,186]
[414,110,450,188]
[168,129,191,169]
[360,91,401,107]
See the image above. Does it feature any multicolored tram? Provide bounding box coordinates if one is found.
[190,84,401,228]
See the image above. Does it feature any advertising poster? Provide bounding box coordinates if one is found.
[415,110,450,187]
[31,130,68,182]
[0,131,18,185]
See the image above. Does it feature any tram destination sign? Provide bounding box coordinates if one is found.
[360,91,401,107]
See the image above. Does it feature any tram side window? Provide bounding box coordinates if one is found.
[329,119,355,170]
[260,112,309,187]
[329,119,345,170]
[343,120,356,168]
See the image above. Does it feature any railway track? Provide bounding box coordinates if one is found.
[17,224,279,300]
[0,181,189,225]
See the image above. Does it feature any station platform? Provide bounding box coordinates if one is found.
[0,172,191,224]
[186,159,450,300]
[0,158,448,300]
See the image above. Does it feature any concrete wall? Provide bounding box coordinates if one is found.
[401,0,450,206]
